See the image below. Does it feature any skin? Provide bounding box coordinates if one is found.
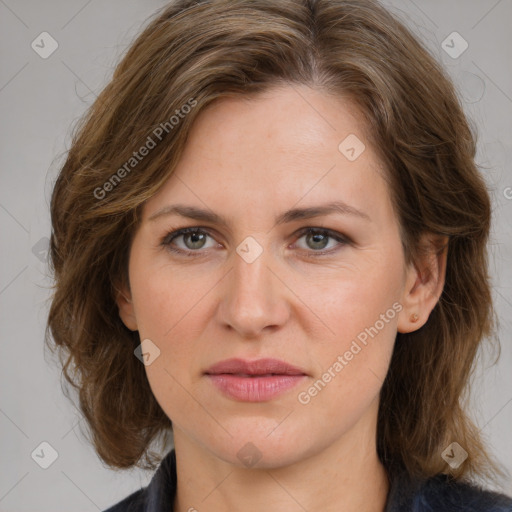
[117,85,447,512]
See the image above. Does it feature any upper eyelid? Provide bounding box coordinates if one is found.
[164,227,218,243]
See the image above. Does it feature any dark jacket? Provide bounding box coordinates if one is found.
[103,449,512,512]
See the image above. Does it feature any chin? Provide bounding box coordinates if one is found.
[199,417,319,470]
[215,443,307,470]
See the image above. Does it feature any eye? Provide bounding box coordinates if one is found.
[162,227,218,255]
[293,227,349,255]
[161,226,350,257]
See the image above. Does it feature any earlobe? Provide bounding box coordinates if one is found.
[397,235,448,334]
[114,282,138,331]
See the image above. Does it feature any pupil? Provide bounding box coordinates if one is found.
[187,232,205,249]
[309,232,328,250]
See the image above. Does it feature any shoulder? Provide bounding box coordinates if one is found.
[424,475,512,512]
[387,472,512,512]
[103,489,146,512]
[102,449,177,512]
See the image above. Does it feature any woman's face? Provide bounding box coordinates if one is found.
[119,85,421,468]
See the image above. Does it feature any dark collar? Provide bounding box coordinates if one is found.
[105,449,512,512]
[145,449,177,512]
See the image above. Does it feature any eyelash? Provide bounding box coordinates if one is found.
[160,226,351,258]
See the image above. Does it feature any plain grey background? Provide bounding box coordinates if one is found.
[0,1,511,510]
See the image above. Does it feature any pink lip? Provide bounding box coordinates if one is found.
[205,358,308,402]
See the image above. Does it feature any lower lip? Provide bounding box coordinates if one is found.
[206,374,306,402]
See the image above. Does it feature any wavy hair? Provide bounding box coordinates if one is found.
[46,0,502,481]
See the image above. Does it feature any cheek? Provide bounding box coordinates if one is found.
[294,313,397,445]
[309,251,404,346]
[128,261,212,412]
[299,248,403,404]
[130,256,207,340]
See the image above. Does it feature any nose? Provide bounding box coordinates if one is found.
[217,244,291,338]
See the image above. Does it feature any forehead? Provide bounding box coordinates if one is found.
[184,85,369,167]
[144,85,391,225]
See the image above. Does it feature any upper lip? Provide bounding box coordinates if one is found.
[205,358,307,376]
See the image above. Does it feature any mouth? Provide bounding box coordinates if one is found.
[204,358,308,402]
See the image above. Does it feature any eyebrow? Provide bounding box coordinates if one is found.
[148,200,371,226]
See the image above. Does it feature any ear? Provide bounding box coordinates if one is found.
[397,234,448,334]
[114,279,138,331]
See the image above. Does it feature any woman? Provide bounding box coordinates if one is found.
[46,0,512,510]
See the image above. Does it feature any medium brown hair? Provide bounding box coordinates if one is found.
[46,0,502,481]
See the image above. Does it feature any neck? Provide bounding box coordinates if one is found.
[173,405,390,512]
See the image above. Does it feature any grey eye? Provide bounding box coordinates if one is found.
[181,231,209,250]
[164,229,217,252]
[295,229,346,252]
[304,231,330,250]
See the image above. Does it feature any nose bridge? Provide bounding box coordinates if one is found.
[233,247,270,301]
[219,238,288,336]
